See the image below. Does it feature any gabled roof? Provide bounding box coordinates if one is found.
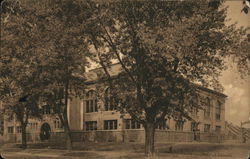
[85,63,121,83]
[85,63,227,98]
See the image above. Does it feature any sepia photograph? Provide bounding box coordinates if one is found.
[0,0,249,158]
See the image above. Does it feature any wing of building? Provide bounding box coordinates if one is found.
[0,63,234,144]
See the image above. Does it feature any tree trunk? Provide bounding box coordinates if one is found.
[144,122,155,157]
[59,111,73,150]
[64,120,72,150]
[63,79,72,150]
[21,124,27,149]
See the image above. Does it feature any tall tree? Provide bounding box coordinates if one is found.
[0,0,44,148]
[1,0,89,149]
[30,0,89,150]
[84,0,246,156]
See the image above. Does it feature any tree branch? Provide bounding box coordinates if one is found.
[98,22,137,84]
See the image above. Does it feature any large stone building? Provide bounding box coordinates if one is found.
[0,64,227,143]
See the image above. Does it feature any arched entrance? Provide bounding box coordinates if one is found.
[40,123,51,141]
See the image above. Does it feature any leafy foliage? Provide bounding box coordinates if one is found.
[231,34,250,77]
[0,0,89,149]
[0,0,46,148]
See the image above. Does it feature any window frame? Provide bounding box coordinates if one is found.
[124,119,141,129]
[104,120,118,130]
[204,124,211,132]
[215,100,221,120]
[7,126,14,134]
[104,88,116,111]
[155,119,167,130]
[85,121,97,131]
[175,120,184,131]
[85,90,98,113]
[204,97,211,118]
[17,126,22,133]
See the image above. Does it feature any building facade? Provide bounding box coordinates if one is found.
[0,64,226,143]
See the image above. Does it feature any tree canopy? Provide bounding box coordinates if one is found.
[0,0,89,149]
[84,0,247,155]
[0,0,45,148]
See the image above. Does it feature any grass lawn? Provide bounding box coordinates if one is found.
[1,142,249,159]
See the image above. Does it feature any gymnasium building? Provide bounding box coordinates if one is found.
[0,64,227,144]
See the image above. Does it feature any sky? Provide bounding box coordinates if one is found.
[221,1,249,126]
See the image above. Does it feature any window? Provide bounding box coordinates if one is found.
[0,120,4,135]
[155,119,167,130]
[85,90,98,113]
[42,105,51,114]
[191,122,197,131]
[7,126,14,133]
[104,120,117,130]
[125,119,141,129]
[29,123,38,130]
[8,114,14,121]
[104,88,116,111]
[191,96,199,116]
[85,121,97,131]
[17,126,22,133]
[204,97,211,118]
[216,100,221,120]
[204,124,210,132]
[215,126,221,133]
[175,120,184,131]
[54,119,63,129]
[191,107,198,116]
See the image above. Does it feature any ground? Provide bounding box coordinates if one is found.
[0,142,249,159]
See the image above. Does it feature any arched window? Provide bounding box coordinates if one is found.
[175,120,184,131]
[191,96,199,116]
[204,97,211,118]
[85,90,98,113]
[104,88,115,111]
[54,118,63,129]
[216,100,221,120]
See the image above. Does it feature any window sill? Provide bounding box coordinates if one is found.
[103,110,117,112]
[85,112,98,114]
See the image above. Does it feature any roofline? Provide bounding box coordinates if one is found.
[87,62,120,72]
[196,85,227,98]
[86,63,227,98]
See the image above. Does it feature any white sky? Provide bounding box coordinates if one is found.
[221,1,250,126]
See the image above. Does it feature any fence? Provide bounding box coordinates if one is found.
[50,130,224,143]
[2,130,225,144]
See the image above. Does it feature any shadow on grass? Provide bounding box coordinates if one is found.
[157,143,249,155]
[18,142,67,150]
[6,142,249,158]
[63,151,104,158]
[71,142,141,152]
